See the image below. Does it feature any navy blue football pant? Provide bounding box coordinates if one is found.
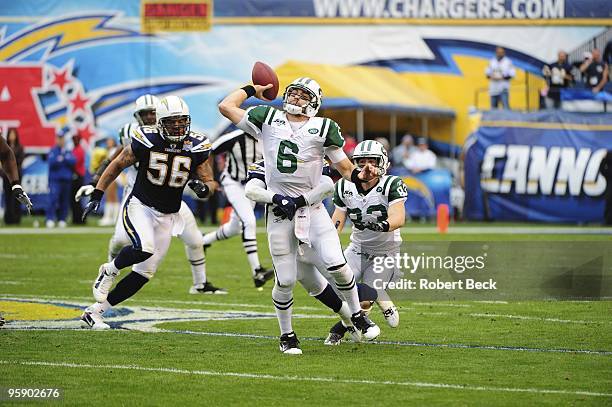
[46,179,72,222]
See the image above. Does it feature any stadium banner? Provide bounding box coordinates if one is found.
[0,1,607,153]
[463,110,612,223]
[215,0,612,24]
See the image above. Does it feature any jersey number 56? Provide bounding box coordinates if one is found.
[147,152,192,188]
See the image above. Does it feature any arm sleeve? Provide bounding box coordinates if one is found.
[387,176,408,205]
[325,146,348,164]
[236,105,271,138]
[332,179,347,211]
[304,175,334,206]
[244,178,275,204]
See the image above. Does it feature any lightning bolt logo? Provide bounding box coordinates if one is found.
[0,13,145,62]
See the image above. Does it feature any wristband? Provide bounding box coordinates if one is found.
[294,195,307,209]
[380,220,390,232]
[241,85,256,98]
[351,168,361,184]
[351,168,366,193]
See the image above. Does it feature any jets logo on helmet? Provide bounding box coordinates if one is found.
[282,77,322,118]
[134,94,159,126]
[352,140,390,177]
[157,95,191,143]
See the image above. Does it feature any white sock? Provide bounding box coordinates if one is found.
[90,301,111,315]
[242,238,260,275]
[185,245,206,285]
[107,260,120,275]
[272,284,294,335]
[336,302,354,327]
[329,264,361,315]
[202,224,234,245]
[108,239,126,262]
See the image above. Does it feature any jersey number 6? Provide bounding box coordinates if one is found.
[147,152,192,187]
[276,140,299,174]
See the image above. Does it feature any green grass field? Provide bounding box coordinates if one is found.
[0,227,611,406]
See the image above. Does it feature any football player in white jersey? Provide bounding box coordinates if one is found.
[245,160,373,345]
[219,78,380,354]
[79,95,220,329]
[76,95,226,297]
[326,140,407,345]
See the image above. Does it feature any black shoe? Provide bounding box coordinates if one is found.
[0,313,5,327]
[279,332,302,354]
[202,243,211,252]
[351,311,381,341]
[324,321,348,345]
[253,267,274,289]
[189,281,228,295]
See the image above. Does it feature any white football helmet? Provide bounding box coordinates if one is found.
[134,94,159,126]
[156,95,191,142]
[282,77,322,117]
[352,140,390,177]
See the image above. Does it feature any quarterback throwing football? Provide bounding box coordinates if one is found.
[219,78,380,354]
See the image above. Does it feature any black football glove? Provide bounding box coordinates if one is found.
[365,220,390,232]
[82,189,104,221]
[11,183,33,214]
[272,194,297,221]
[188,179,211,200]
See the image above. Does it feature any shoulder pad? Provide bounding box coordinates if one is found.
[131,125,157,148]
[188,131,212,153]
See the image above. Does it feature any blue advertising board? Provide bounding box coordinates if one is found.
[464,111,612,223]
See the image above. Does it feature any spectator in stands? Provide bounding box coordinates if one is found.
[486,47,516,109]
[599,150,612,225]
[46,134,75,228]
[70,134,86,225]
[580,48,609,93]
[604,40,612,69]
[391,133,415,167]
[1,128,25,224]
[404,137,436,174]
[375,137,390,153]
[542,51,573,108]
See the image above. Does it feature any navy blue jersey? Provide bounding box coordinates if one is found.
[130,126,211,213]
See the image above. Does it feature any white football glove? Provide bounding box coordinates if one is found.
[75,185,95,202]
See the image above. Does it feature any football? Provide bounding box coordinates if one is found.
[251,61,279,100]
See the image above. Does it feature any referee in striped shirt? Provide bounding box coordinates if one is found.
[202,129,273,289]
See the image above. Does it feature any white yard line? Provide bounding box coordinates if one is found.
[468,313,610,325]
[0,226,610,235]
[0,360,609,397]
[0,294,322,311]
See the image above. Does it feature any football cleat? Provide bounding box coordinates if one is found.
[253,267,274,290]
[336,302,361,342]
[93,262,119,303]
[80,308,110,330]
[0,313,5,327]
[378,302,399,328]
[279,332,302,355]
[324,321,347,345]
[189,281,228,295]
[351,311,381,341]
